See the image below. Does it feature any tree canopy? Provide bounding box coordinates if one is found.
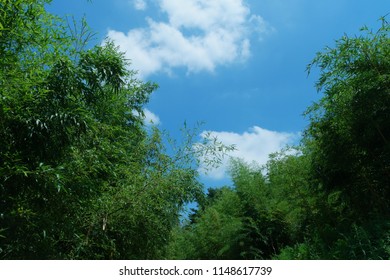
[0,0,231,259]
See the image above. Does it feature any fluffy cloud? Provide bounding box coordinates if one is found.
[107,0,272,78]
[199,126,299,180]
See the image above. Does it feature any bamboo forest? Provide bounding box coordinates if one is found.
[1,0,389,259]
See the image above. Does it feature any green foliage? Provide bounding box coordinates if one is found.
[166,187,244,260]
[169,17,390,260]
[168,151,311,260]
[2,1,389,260]
[1,0,233,259]
[300,17,390,259]
[305,18,390,217]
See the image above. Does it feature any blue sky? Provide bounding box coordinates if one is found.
[48,0,389,186]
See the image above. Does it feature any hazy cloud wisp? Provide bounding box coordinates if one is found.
[133,0,147,11]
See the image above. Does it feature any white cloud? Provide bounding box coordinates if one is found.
[143,108,160,125]
[107,0,273,78]
[133,0,147,11]
[198,126,299,180]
